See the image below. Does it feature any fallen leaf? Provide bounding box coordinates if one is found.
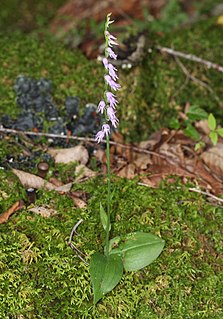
[133,153,152,169]
[48,145,89,164]
[117,163,137,179]
[75,164,96,181]
[12,169,72,193]
[0,200,25,224]
[28,205,57,218]
[201,144,223,178]
[69,195,87,208]
[48,177,64,187]
[195,119,210,135]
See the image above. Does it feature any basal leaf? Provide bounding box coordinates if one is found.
[208,113,216,131]
[89,252,123,304]
[109,232,165,271]
[186,105,208,121]
[99,203,110,231]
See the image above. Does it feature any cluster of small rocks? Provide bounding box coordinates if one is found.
[1,75,101,136]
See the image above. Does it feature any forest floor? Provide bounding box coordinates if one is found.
[0,1,223,318]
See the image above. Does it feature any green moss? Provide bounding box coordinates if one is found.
[0,10,222,318]
[0,32,104,119]
[119,18,223,141]
[0,0,65,31]
[0,177,222,318]
[1,17,223,141]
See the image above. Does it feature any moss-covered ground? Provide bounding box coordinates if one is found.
[0,171,223,319]
[0,3,223,318]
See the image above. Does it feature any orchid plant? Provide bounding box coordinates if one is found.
[88,13,165,304]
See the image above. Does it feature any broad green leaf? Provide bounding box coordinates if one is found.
[186,105,208,121]
[208,113,216,131]
[169,118,180,130]
[184,124,200,141]
[89,252,123,304]
[209,131,218,146]
[217,128,223,137]
[100,203,110,231]
[109,232,165,271]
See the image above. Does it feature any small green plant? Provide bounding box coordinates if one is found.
[169,105,223,150]
[207,113,223,146]
[86,13,165,304]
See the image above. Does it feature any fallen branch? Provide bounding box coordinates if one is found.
[156,45,223,73]
[0,127,164,158]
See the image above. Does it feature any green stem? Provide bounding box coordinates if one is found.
[105,134,111,256]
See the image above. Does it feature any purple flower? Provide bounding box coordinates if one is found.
[107,107,119,128]
[98,100,106,113]
[102,124,110,136]
[106,92,118,108]
[106,48,117,60]
[103,58,109,69]
[108,64,118,80]
[105,31,118,47]
[105,75,121,91]
[95,130,105,143]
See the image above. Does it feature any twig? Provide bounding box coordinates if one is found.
[68,219,88,265]
[0,127,164,158]
[188,187,223,204]
[156,46,223,73]
[138,182,223,204]
[174,55,220,102]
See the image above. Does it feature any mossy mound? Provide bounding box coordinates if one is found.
[0,173,222,318]
[0,32,105,122]
[0,12,223,319]
[119,17,223,140]
[1,18,223,142]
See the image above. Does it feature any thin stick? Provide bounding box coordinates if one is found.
[174,55,220,102]
[0,127,164,158]
[68,219,88,264]
[188,187,223,204]
[156,46,223,73]
[138,182,223,204]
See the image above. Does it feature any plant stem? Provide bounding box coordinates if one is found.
[105,134,111,256]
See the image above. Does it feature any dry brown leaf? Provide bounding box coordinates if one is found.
[159,143,185,166]
[70,196,87,208]
[48,177,64,187]
[48,145,89,164]
[0,200,25,224]
[28,206,57,218]
[139,129,169,150]
[75,164,96,181]
[195,119,210,135]
[12,169,72,193]
[133,153,152,169]
[193,160,223,194]
[55,182,73,193]
[201,144,223,178]
[117,163,137,179]
[94,148,106,163]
